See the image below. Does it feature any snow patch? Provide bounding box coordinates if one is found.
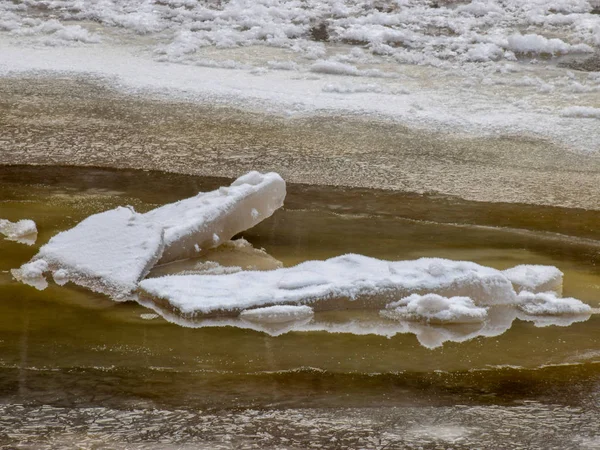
[517,291,592,316]
[382,294,488,324]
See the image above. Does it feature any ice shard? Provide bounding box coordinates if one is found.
[143,171,286,264]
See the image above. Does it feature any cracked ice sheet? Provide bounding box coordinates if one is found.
[12,207,164,300]
[138,254,518,317]
[143,171,285,263]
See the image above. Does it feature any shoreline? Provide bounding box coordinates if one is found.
[1,75,600,211]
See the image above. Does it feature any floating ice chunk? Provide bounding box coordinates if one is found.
[502,265,563,295]
[14,207,164,299]
[0,218,37,245]
[517,291,592,316]
[11,259,49,290]
[240,305,314,324]
[143,171,285,263]
[138,255,517,318]
[382,294,488,324]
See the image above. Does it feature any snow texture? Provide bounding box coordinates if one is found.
[144,171,286,263]
[517,291,592,316]
[138,254,518,317]
[0,218,37,245]
[502,265,563,295]
[14,207,165,300]
[382,294,488,324]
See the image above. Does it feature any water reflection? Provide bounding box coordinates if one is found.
[138,297,593,349]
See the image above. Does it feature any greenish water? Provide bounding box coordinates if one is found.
[0,166,599,448]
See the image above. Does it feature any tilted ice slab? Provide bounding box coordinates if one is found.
[381,294,488,324]
[0,218,37,245]
[502,265,563,296]
[144,171,286,264]
[138,254,519,318]
[12,207,164,299]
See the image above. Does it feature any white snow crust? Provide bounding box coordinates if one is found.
[382,294,488,324]
[138,254,519,316]
[0,218,37,245]
[517,291,592,316]
[502,265,563,295]
[144,171,286,263]
[14,207,165,300]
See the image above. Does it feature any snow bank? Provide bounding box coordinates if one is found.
[138,254,517,317]
[382,294,488,324]
[13,207,165,300]
[517,291,592,316]
[502,265,563,295]
[144,171,285,263]
[240,305,314,323]
[0,218,37,245]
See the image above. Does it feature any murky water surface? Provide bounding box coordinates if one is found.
[0,166,599,449]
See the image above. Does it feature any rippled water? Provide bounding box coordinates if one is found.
[1,166,599,448]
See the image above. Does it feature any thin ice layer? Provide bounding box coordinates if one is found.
[14,207,164,299]
[382,294,488,324]
[144,171,286,263]
[502,265,563,295]
[240,305,314,324]
[0,218,37,245]
[138,254,517,317]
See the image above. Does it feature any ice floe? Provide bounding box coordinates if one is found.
[502,265,563,296]
[143,171,285,263]
[13,207,165,299]
[0,218,37,245]
[516,291,592,316]
[138,254,519,317]
[12,172,285,299]
[381,294,488,324]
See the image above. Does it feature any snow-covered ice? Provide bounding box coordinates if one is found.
[144,171,285,263]
[13,207,165,300]
[382,294,488,324]
[502,265,563,296]
[517,291,592,316]
[138,254,518,317]
[0,218,37,245]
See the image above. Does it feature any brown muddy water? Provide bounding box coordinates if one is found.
[0,165,599,449]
